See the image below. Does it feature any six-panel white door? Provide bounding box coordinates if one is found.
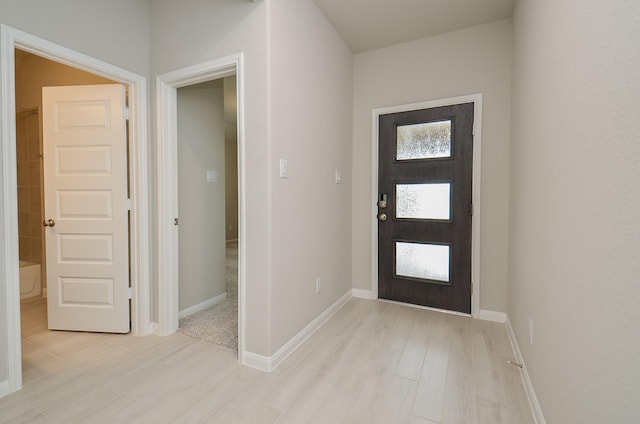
[42,84,130,333]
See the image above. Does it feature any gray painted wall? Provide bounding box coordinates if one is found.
[177,82,226,312]
[352,20,513,313]
[150,0,271,354]
[509,0,640,422]
[268,0,353,352]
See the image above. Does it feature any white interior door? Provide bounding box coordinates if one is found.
[42,84,130,333]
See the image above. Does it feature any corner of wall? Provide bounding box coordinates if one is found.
[505,316,546,424]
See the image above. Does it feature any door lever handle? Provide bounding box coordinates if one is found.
[42,218,55,227]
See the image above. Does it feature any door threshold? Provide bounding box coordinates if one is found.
[377,298,472,318]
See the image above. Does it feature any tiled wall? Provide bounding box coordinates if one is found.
[16,110,42,265]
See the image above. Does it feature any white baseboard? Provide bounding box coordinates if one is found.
[243,351,271,371]
[352,288,375,299]
[243,290,353,372]
[506,316,546,424]
[178,292,227,319]
[150,322,159,335]
[477,309,507,323]
[0,379,9,399]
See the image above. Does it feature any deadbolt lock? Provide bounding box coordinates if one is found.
[378,193,387,209]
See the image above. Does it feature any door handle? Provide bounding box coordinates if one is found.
[42,218,55,227]
[378,213,387,222]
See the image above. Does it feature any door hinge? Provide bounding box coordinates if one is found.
[472,121,476,136]
[470,282,473,296]
[471,202,474,216]
[124,106,130,120]
[126,198,132,210]
[127,287,133,300]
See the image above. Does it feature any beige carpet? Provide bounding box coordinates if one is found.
[178,241,238,350]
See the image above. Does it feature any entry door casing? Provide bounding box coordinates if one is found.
[378,103,474,314]
[43,84,130,333]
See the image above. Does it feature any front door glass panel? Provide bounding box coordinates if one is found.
[396,183,451,220]
[395,241,450,282]
[396,120,452,160]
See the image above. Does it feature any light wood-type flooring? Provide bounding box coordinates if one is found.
[1,296,535,423]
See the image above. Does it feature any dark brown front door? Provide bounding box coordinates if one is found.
[378,102,474,313]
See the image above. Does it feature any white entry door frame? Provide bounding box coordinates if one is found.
[155,54,247,364]
[0,25,151,396]
[371,94,483,318]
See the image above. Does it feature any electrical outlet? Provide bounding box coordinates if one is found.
[528,318,534,345]
[316,277,322,293]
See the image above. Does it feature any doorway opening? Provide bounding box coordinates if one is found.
[0,25,150,396]
[156,54,247,363]
[16,49,123,331]
[174,78,240,350]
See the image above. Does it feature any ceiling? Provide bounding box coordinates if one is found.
[313,0,515,53]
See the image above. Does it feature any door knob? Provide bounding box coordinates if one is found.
[42,218,55,227]
[378,213,387,222]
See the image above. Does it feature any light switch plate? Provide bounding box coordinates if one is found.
[207,170,218,183]
[279,159,288,178]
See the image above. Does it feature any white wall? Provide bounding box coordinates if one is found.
[268,0,353,352]
[0,0,149,76]
[150,0,270,354]
[352,20,512,313]
[509,1,640,422]
[177,82,226,311]
[0,0,150,391]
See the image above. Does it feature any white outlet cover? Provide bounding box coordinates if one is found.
[207,170,218,183]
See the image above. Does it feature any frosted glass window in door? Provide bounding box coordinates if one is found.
[396,183,451,220]
[397,120,451,160]
[395,242,450,282]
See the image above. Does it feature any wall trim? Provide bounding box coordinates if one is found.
[371,94,483,316]
[352,288,375,299]
[156,53,247,365]
[477,309,507,323]
[506,316,547,424]
[0,24,150,398]
[244,290,353,372]
[178,293,227,319]
[0,380,8,399]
